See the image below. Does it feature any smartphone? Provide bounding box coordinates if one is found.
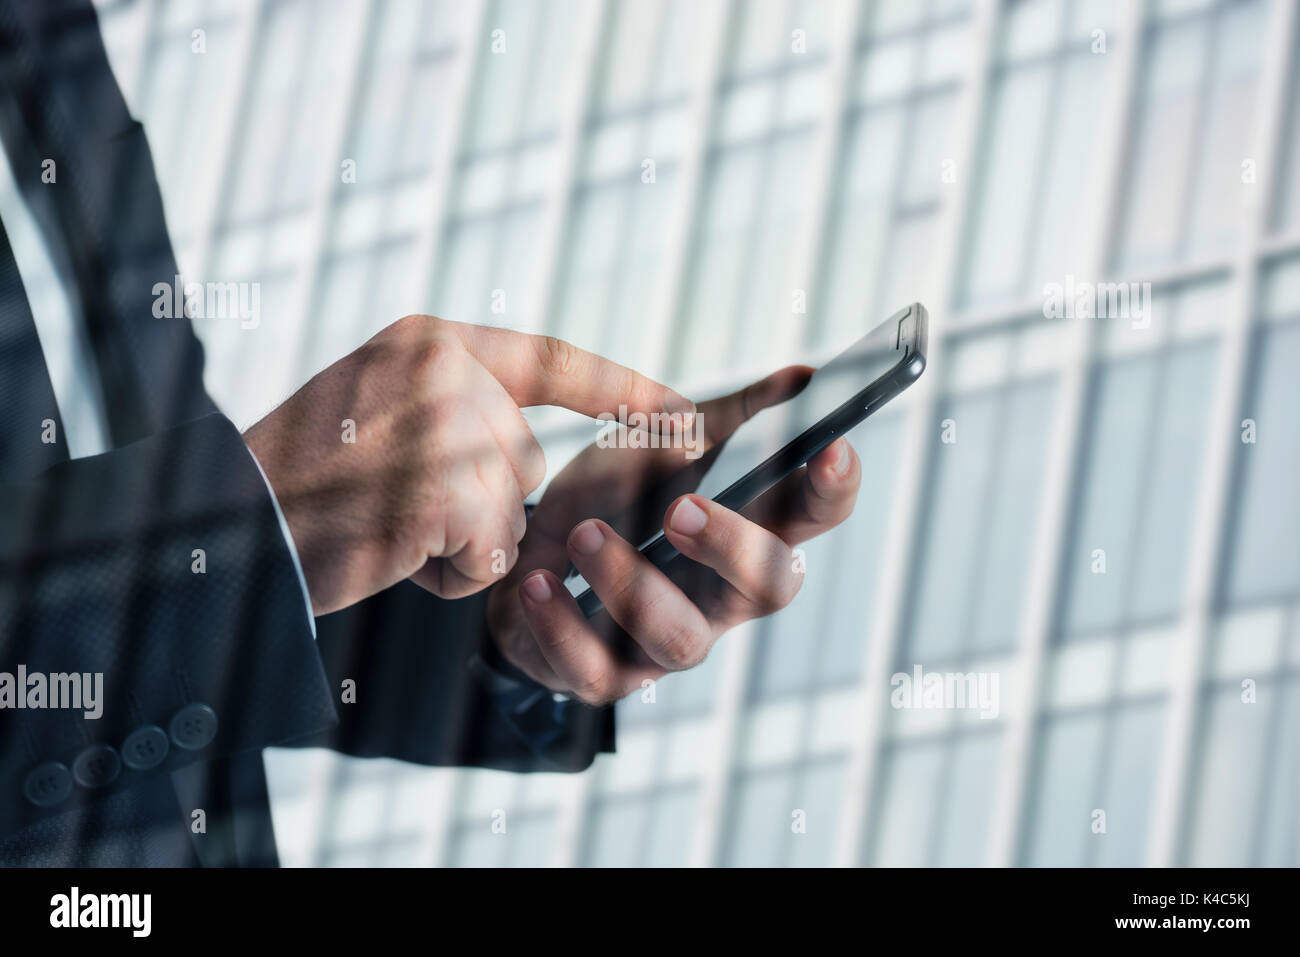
[567,302,929,618]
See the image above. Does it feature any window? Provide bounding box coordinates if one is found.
[1113,0,1267,270]
[815,0,973,345]
[959,0,1123,308]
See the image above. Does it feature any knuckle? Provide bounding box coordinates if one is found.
[391,313,437,340]
[783,566,805,606]
[756,556,802,615]
[413,336,461,376]
[523,439,547,494]
[508,501,527,544]
[414,508,447,558]
[479,533,518,567]
[768,566,804,613]
[739,380,758,422]
[538,335,578,380]
[615,367,639,404]
[834,483,862,523]
[498,542,521,576]
[417,474,458,543]
[601,565,641,611]
[570,673,614,707]
[815,493,857,532]
[397,532,434,576]
[500,640,555,688]
[657,622,709,671]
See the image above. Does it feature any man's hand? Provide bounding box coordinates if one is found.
[487,366,862,705]
[244,315,694,616]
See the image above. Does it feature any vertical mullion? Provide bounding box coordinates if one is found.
[777,0,862,359]
[408,0,488,311]
[115,0,160,110]
[832,0,1000,868]
[1148,0,1295,868]
[282,0,377,377]
[187,0,267,282]
[633,0,732,381]
[685,620,759,866]
[985,0,1147,868]
[410,767,460,869]
[525,0,608,336]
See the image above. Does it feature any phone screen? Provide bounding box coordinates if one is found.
[568,303,926,615]
[690,305,921,506]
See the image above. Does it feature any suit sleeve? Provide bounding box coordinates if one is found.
[0,412,337,842]
[285,579,616,773]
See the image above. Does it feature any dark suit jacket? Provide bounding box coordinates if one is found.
[0,0,612,867]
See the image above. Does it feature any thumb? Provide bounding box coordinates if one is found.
[696,365,814,449]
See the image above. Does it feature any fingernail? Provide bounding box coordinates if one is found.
[832,440,851,476]
[522,572,552,603]
[663,391,696,425]
[670,497,708,536]
[570,520,605,556]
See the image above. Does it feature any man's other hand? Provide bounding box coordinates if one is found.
[487,367,863,705]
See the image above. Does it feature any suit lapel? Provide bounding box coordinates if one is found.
[0,0,216,447]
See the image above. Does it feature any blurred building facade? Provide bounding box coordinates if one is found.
[62,0,1300,865]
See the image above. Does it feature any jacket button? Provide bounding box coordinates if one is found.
[168,703,218,751]
[72,745,122,788]
[120,725,170,770]
[23,762,73,807]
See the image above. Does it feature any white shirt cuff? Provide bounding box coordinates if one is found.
[243,442,317,638]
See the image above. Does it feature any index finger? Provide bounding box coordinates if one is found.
[448,321,695,427]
